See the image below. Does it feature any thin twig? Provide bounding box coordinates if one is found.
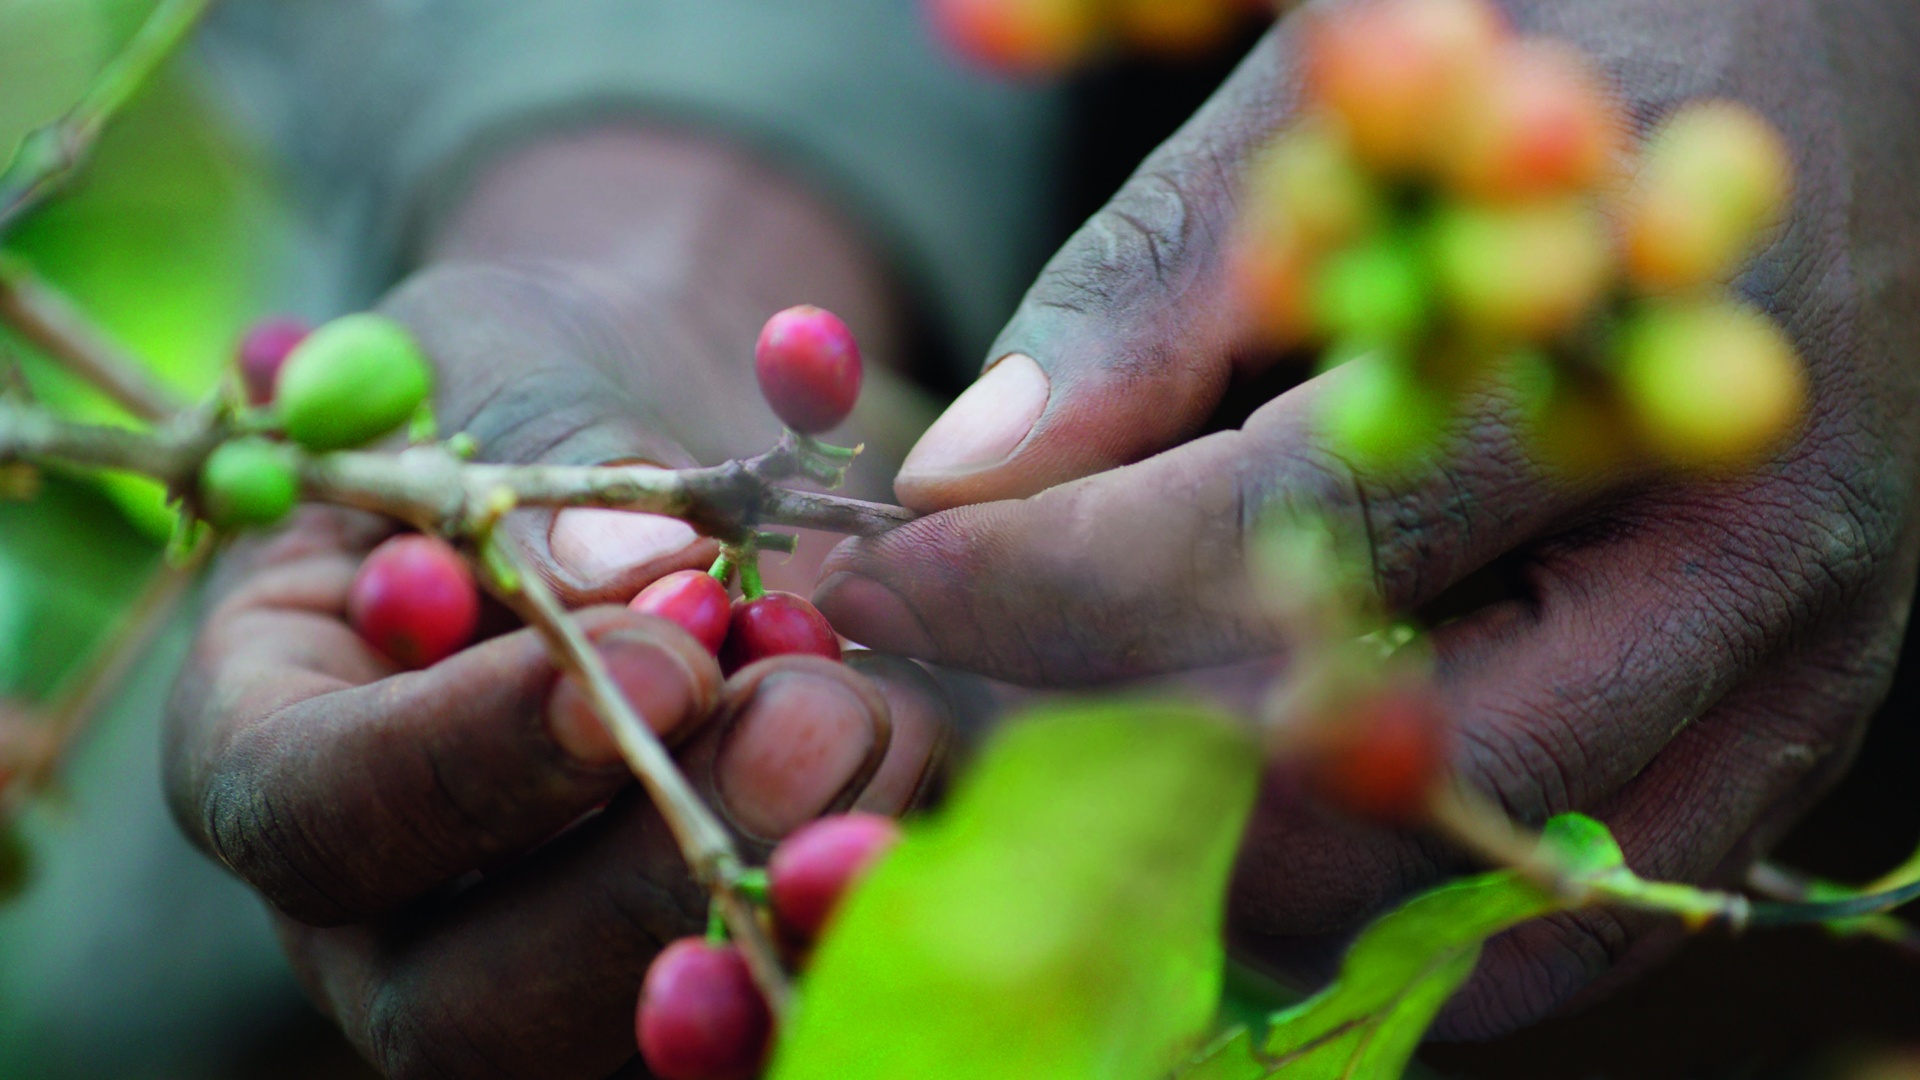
[0,401,915,539]
[0,0,219,234]
[483,535,792,1015]
[0,257,184,420]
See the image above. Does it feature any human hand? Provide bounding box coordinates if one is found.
[165,140,953,1078]
[818,0,1920,1037]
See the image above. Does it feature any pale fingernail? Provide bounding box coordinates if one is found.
[715,673,877,840]
[550,507,699,584]
[898,353,1048,479]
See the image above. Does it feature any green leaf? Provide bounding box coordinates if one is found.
[1178,815,1623,1080]
[771,701,1262,1080]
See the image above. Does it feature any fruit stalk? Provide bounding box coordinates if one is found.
[0,257,184,421]
[483,535,793,1016]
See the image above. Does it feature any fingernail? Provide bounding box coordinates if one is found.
[898,353,1048,479]
[549,632,700,766]
[715,673,877,840]
[813,573,935,656]
[550,506,699,584]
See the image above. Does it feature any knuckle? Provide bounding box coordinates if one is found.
[198,722,362,925]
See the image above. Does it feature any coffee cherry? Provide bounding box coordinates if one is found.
[768,812,903,943]
[631,570,733,656]
[199,438,299,529]
[1617,300,1805,468]
[1305,0,1506,174]
[347,534,480,669]
[1244,120,1384,255]
[1319,342,1447,467]
[754,305,864,435]
[236,317,311,406]
[927,0,1099,75]
[720,592,840,674]
[276,313,432,451]
[1622,101,1792,292]
[1429,198,1609,341]
[1312,234,1430,344]
[1113,0,1238,58]
[1230,228,1315,348]
[1302,686,1451,824]
[637,939,772,1080]
[1442,40,1620,200]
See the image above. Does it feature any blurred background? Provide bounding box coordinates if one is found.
[0,2,1916,1078]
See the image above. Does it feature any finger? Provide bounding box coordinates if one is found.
[1436,615,1897,1039]
[167,520,725,925]
[822,368,1589,686]
[381,264,718,606]
[677,655,894,847]
[893,28,1297,512]
[282,656,951,1079]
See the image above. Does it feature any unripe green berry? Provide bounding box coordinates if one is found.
[1617,301,1805,468]
[1320,341,1447,467]
[199,438,300,528]
[1312,234,1430,343]
[275,314,431,451]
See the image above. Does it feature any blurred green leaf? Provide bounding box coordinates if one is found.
[772,701,1262,1080]
[1178,815,1622,1080]
[0,1,110,161]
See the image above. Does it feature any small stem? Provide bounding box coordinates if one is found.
[1428,785,1748,929]
[0,257,184,421]
[0,0,219,234]
[708,552,735,586]
[480,535,791,1014]
[739,556,766,601]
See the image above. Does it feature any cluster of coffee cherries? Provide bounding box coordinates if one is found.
[639,812,902,1080]
[1233,0,1805,472]
[928,0,1266,75]
[222,303,867,673]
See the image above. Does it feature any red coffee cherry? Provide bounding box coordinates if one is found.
[1302,687,1451,825]
[631,570,733,656]
[719,592,841,674]
[347,535,480,669]
[769,812,903,943]
[236,317,311,406]
[636,939,772,1080]
[753,305,863,434]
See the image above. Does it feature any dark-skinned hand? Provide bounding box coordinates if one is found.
[818,0,1920,1039]
[164,131,952,1078]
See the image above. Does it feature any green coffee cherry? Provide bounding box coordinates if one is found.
[1312,234,1430,344]
[1617,301,1805,468]
[1320,341,1447,468]
[199,438,299,528]
[275,314,431,451]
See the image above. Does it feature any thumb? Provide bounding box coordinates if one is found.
[382,264,718,605]
[894,26,1299,513]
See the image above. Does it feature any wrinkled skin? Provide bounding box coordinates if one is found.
[165,132,955,1078]
[818,0,1920,1039]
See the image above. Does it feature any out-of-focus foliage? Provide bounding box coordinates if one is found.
[0,0,289,696]
[771,701,1262,1080]
[1178,815,1623,1080]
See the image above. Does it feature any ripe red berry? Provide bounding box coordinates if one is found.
[236,317,311,406]
[754,305,863,434]
[1302,687,1450,824]
[768,812,903,943]
[926,0,1099,76]
[631,570,733,656]
[637,939,772,1080]
[719,592,841,674]
[347,535,481,669]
